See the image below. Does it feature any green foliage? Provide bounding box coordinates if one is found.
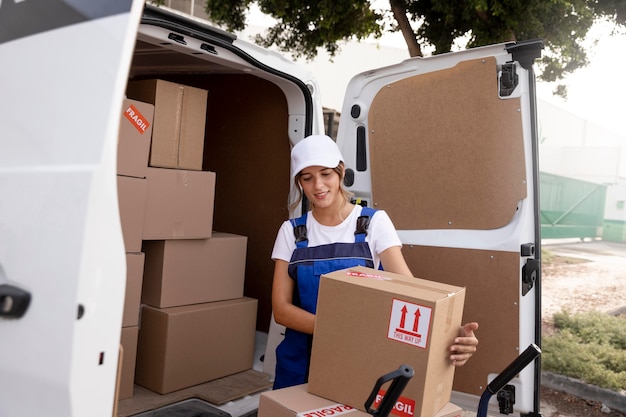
[148,0,626,89]
[406,0,618,89]
[206,0,383,60]
[543,311,626,391]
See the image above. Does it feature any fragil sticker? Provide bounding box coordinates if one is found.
[296,404,357,417]
[387,298,432,348]
[124,104,151,134]
[346,271,390,281]
[374,390,416,417]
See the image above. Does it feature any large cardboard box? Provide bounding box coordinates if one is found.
[308,266,465,417]
[141,233,248,308]
[122,253,144,327]
[143,167,215,240]
[258,384,463,417]
[134,297,258,394]
[117,98,154,178]
[126,79,207,171]
[117,176,147,252]
[119,326,139,400]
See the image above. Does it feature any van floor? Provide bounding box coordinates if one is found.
[118,332,271,417]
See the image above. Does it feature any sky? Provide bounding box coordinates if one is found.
[243,6,626,137]
[534,21,626,136]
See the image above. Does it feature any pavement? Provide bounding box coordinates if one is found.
[541,238,626,265]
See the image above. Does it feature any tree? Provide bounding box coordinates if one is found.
[155,0,626,92]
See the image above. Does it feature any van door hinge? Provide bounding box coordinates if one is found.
[497,385,516,414]
[499,63,518,97]
[521,243,538,296]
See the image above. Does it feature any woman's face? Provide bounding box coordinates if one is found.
[298,165,342,210]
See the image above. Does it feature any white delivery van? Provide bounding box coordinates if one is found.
[0,1,544,417]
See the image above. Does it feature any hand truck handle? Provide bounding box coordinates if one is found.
[365,364,414,417]
[477,343,541,417]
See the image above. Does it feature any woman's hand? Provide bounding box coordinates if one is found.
[449,322,479,366]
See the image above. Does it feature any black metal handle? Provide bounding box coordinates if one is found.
[365,364,414,417]
[477,344,541,417]
[487,343,541,394]
[0,284,31,318]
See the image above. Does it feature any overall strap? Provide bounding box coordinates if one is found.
[354,206,377,243]
[290,212,309,248]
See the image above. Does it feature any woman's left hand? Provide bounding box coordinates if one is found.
[449,322,479,366]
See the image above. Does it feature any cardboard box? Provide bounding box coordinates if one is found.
[117,176,147,252]
[117,98,154,178]
[122,253,144,327]
[141,232,248,308]
[134,297,258,394]
[126,79,207,171]
[119,326,139,400]
[308,266,465,417]
[258,384,463,417]
[143,167,215,240]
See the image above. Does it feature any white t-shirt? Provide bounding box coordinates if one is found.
[271,205,402,270]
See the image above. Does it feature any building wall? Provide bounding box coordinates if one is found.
[538,99,626,223]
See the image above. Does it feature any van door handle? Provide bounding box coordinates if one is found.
[0,284,31,319]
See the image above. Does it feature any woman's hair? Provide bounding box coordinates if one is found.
[289,162,353,213]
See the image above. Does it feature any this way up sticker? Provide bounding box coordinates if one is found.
[387,299,432,348]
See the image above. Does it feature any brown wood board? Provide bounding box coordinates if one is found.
[402,245,521,396]
[117,370,273,417]
[167,73,291,332]
[368,57,526,230]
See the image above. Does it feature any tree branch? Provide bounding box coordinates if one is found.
[389,0,422,57]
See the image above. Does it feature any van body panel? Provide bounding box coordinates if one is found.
[0,1,144,416]
[335,41,543,414]
[0,2,542,416]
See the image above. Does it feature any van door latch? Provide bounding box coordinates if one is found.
[0,284,31,319]
[499,63,518,97]
[522,258,540,296]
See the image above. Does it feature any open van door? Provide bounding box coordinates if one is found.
[0,1,144,416]
[335,40,544,416]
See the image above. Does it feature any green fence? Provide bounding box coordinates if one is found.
[540,172,608,239]
[602,219,626,242]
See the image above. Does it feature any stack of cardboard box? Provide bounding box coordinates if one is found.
[258,266,467,417]
[116,79,257,398]
[116,97,153,400]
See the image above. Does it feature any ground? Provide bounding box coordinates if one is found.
[462,239,626,417]
[540,387,625,417]
[535,239,625,417]
[541,239,626,325]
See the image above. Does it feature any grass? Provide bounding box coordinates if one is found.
[542,310,626,392]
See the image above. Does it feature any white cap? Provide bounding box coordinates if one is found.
[291,134,344,178]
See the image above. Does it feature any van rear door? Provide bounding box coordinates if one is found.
[0,1,144,416]
[336,40,544,416]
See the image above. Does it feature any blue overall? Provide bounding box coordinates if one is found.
[273,207,378,389]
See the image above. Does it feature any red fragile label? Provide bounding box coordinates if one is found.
[123,104,150,134]
[296,403,355,417]
[373,390,416,417]
[346,271,388,280]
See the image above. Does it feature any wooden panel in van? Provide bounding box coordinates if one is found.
[368,57,526,231]
[193,74,290,332]
[402,244,520,396]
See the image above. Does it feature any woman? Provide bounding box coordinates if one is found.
[271,134,479,389]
